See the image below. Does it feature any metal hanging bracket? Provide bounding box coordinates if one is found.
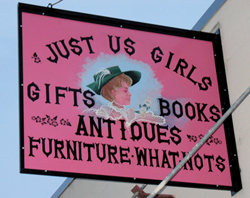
[48,0,63,8]
[131,185,174,198]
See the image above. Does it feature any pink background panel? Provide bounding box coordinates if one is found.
[22,12,231,186]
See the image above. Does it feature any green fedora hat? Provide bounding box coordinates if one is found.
[87,66,141,95]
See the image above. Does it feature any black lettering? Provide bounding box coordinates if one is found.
[69,37,82,56]
[216,155,225,172]
[158,98,170,116]
[161,150,171,168]
[186,65,198,85]
[107,145,119,164]
[182,152,193,170]
[124,37,135,56]
[42,138,52,157]
[165,51,174,69]
[66,140,78,160]
[80,36,94,54]
[143,122,156,142]
[55,86,67,105]
[83,90,95,108]
[46,43,58,63]
[120,146,131,164]
[185,102,196,120]
[95,143,106,162]
[103,118,116,139]
[55,40,70,59]
[89,116,103,138]
[194,153,203,170]
[168,151,179,167]
[172,100,183,118]
[108,35,120,54]
[135,147,147,166]
[119,119,127,140]
[170,126,182,145]
[198,76,212,91]
[45,83,51,104]
[68,87,81,107]
[54,139,66,159]
[151,47,163,63]
[75,115,88,136]
[78,141,83,161]
[130,122,142,141]
[173,59,188,77]
[83,143,95,162]
[210,105,221,122]
[204,154,214,172]
[27,82,40,102]
[196,103,209,122]
[29,136,40,157]
[149,149,160,167]
[157,125,170,144]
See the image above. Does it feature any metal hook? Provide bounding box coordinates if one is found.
[47,0,63,8]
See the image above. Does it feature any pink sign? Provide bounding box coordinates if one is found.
[19,4,241,191]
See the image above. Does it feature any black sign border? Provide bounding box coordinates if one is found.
[18,3,242,193]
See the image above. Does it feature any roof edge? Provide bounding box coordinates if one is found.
[51,178,74,198]
[192,0,226,31]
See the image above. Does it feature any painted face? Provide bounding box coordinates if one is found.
[112,82,131,106]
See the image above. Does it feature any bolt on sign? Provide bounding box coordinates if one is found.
[18,3,241,193]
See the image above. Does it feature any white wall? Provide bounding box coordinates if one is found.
[58,178,230,198]
[201,0,250,198]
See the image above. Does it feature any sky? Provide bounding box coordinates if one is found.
[0,0,214,197]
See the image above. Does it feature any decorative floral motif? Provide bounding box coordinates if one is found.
[31,115,71,127]
[31,52,41,63]
[187,134,222,146]
[140,107,147,117]
[135,97,151,117]
[145,97,151,106]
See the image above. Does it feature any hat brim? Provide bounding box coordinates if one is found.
[87,70,141,95]
[124,70,141,86]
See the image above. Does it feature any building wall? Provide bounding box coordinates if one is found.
[55,0,250,197]
[200,0,250,198]
[57,178,230,198]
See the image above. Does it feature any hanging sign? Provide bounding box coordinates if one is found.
[19,3,241,192]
